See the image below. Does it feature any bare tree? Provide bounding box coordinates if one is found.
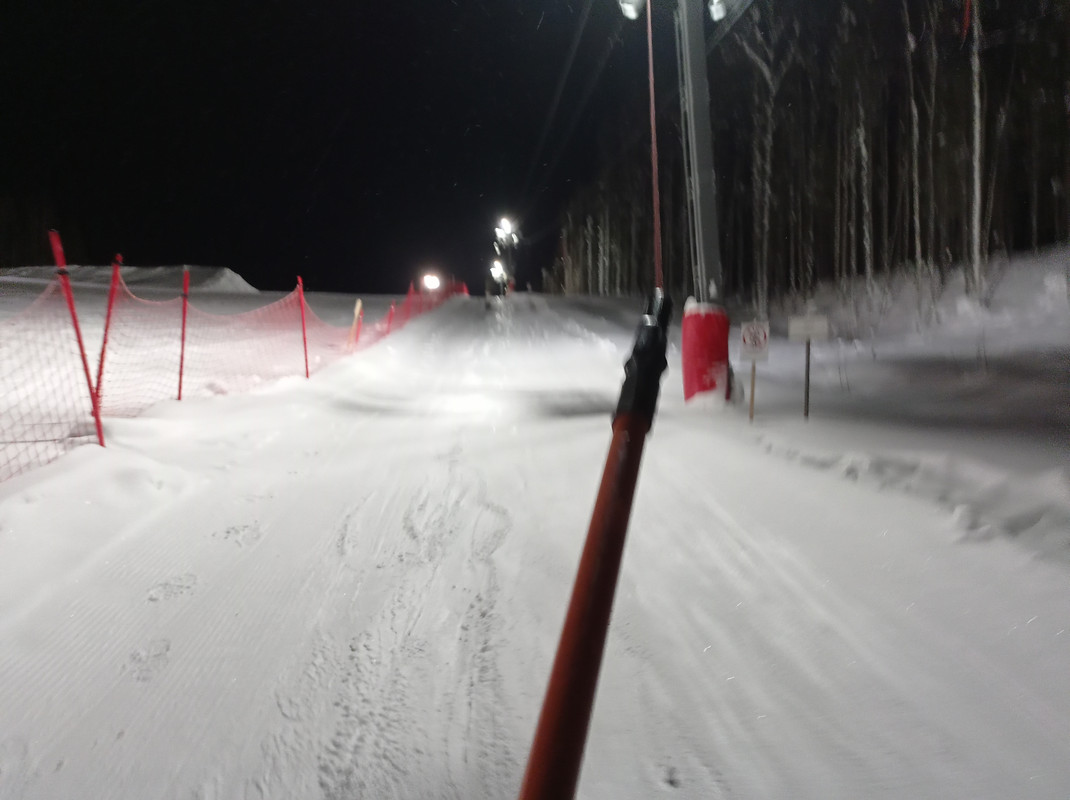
[903,0,928,321]
[969,0,985,300]
[738,0,798,319]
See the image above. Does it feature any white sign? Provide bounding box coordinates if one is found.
[741,320,769,361]
[788,314,830,342]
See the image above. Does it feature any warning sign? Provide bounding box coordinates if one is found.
[741,320,769,362]
[788,314,830,342]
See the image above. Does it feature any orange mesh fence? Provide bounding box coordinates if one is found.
[3,248,462,482]
[94,267,185,417]
[181,289,309,397]
[0,276,100,482]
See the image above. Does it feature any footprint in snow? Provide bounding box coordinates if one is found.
[663,765,681,788]
[147,573,197,602]
[128,639,171,682]
[214,523,263,547]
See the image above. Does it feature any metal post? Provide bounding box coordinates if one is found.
[674,7,701,292]
[678,0,723,300]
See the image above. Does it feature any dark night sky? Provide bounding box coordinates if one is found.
[2,0,675,293]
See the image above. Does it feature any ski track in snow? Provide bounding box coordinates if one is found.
[0,286,1068,799]
[251,440,519,800]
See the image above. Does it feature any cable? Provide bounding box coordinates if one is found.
[521,17,626,218]
[521,0,596,203]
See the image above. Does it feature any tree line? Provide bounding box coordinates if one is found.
[547,0,1070,319]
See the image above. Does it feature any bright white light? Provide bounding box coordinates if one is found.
[490,262,505,281]
[619,0,646,20]
[422,274,441,291]
[511,233,519,245]
[499,218,513,235]
[495,227,506,242]
[709,0,727,21]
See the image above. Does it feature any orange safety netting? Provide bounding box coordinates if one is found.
[2,264,463,482]
[0,278,100,482]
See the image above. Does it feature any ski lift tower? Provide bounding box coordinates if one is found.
[620,0,745,303]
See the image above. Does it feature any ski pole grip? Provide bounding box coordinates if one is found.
[613,289,672,429]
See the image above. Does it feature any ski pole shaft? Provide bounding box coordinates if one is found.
[519,291,671,800]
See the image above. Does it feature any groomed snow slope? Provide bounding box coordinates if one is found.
[0,265,260,294]
[0,269,1068,799]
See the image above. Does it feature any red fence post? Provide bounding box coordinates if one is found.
[386,301,396,333]
[178,267,190,400]
[297,276,310,378]
[48,230,105,448]
[95,255,122,406]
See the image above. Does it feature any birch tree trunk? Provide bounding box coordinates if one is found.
[969,3,985,300]
[847,102,858,292]
[858,88,874,290]
[1025,91,1040,253]
[584,214,594,295]
[904,0,923,289]
[739,2,797,319]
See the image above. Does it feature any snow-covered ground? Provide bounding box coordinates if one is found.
[0,254,1068,799]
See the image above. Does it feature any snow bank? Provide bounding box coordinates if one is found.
[765,245,1069,345]
[0,265,259,294]
[755,436,1070,564]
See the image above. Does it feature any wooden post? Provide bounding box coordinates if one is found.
[346,298,363,352]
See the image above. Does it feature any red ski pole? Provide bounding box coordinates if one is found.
[519,290,672,800]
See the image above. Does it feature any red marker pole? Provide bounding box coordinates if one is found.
[48,230,104,447]
[95,255,122,406]
[297,276,310,378]
[178,268,190,400]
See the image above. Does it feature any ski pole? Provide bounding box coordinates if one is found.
[518,290,672,800]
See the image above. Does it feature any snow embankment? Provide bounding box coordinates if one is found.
[754,436,1070,564]
[706,246,1070,566]
[766,245,1069,346]
[0,266,259,294]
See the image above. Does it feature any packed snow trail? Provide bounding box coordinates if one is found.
[0,294,1067,799]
